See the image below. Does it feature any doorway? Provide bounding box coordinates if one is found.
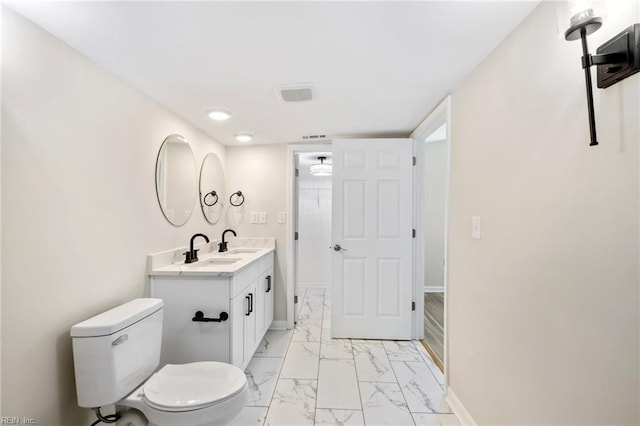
[295,151,332,320]
[420,135,447,368]
[286,144,332,328]
[286,140,416,340]
[411,96,451,375]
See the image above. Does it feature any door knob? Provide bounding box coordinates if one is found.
[332,244,348,251]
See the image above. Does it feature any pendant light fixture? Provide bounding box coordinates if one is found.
[310,156,332,176]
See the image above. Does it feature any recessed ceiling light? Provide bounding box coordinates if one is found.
[207,109,232,121]
[235,133,253,143]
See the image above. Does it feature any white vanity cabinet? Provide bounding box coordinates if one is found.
[150,250,274,370]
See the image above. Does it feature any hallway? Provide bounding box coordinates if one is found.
[423,292,445,367]
[229,288,458,425]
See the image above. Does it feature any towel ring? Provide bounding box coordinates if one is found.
[203,190,218,207]
[230,191,245,207]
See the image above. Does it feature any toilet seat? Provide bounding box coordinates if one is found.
[143,362,247,412]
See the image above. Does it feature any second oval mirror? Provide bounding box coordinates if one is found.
[199,153,226,224]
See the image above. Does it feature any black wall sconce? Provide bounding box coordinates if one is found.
[563,4,639,146]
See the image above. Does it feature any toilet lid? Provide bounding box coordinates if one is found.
[143,362,247,412]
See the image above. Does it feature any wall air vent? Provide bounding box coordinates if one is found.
[275,84,315,102]
[301,134,327,141]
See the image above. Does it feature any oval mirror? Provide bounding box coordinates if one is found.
[155,134,198,226]
[199,153,226,224]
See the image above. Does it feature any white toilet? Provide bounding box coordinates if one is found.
[71,298,247,426]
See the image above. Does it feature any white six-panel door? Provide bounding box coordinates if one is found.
[331,138,414,340]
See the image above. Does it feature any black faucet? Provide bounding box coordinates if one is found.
[218,229,237,252]
[184,233,209,263]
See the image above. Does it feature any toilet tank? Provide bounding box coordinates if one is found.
[71,298,163,408]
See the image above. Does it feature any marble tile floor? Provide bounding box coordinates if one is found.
[227,287,458,426]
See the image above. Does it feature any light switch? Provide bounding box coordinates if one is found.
[250,212,259,224]
[278,212,286,224]
[259,212,267,224]
[472,216,481,240]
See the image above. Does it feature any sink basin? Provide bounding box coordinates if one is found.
[192,258,242,266]
[229,248,260,254]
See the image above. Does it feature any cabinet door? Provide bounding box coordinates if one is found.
[263,268,274,332]
[256,268,274,337]
[255,271,266,337]
[243,281,257,362]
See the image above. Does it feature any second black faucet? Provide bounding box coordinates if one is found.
[218,229,237,252]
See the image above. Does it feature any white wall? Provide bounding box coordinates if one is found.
[448,1,639,424]
[225,144,288,323]
[0,5,3,414]
[297,171,331,288]
[422,140,446,289]
[1,9,227,424]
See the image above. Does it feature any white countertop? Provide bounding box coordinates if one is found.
[147,238,275,277]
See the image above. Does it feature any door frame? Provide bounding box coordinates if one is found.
[286,143,332,329]
[410,95,452,384]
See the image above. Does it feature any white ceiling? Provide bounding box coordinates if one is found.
[5,1,539,146]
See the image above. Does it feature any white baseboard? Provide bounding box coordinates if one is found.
[424,285,444,293]
[269,321,289,330]
[299,283,331,289]
[446,388,476,426]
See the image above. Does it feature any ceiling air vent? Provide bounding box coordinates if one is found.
[275,84,315,102]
